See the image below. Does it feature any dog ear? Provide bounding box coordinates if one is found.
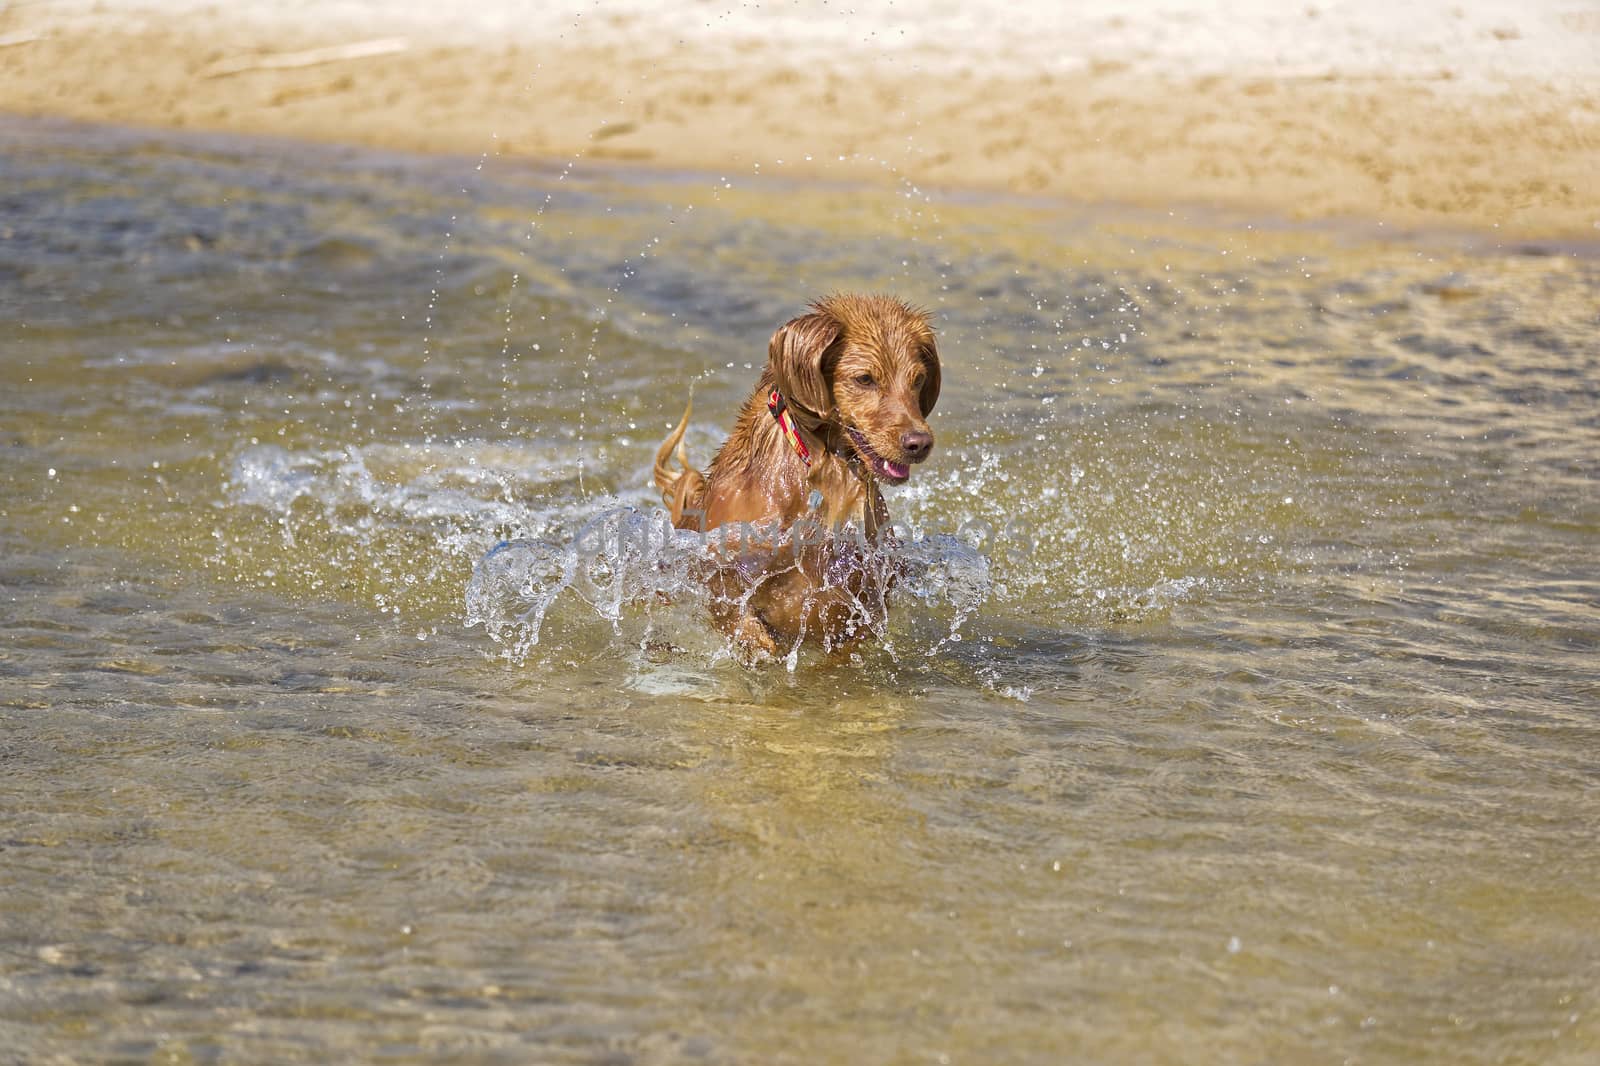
[767,311,839,417]
[919,337,941,416]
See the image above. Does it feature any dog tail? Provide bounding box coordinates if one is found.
[653,395,705,523]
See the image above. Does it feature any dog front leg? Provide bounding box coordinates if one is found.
[730,608,780,665]
[707,584,781,664]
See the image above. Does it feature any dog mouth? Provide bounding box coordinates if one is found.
[846,427,911,484]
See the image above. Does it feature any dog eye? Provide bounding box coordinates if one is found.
[854,374,876,388]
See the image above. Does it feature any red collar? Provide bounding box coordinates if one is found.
[766,388,813,466]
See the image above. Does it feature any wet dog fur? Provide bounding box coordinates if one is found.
[653,293,940,660]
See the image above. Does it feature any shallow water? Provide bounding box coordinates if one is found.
[3,116,1598,1063]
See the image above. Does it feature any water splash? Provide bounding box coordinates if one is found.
[462,507,992,669]
[217,440,598,618]
[463,508,703,661]
[220,426,1254,669]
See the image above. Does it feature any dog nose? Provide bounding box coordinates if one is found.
[900,429,933,461]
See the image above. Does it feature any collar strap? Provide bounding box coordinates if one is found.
[767,388,813,467]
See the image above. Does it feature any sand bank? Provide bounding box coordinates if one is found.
[2,1,1596,238]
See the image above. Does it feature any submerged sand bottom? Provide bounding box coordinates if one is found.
[5,117,1600,1063]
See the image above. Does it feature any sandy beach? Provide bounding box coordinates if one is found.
[2,0,1598,238]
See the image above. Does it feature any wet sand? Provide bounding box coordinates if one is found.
[2,1,1597,239]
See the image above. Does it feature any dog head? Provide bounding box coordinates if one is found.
[767,293,940,484]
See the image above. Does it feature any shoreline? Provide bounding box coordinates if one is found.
[2,4,1597,240]
[11,111,1597,264]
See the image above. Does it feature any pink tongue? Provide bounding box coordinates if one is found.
[881,459,910,480]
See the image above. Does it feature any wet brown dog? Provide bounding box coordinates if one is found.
[653,293,940,660]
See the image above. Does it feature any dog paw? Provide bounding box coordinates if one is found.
[732,611,780,666]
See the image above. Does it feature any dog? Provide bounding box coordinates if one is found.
[653,293,940,660]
